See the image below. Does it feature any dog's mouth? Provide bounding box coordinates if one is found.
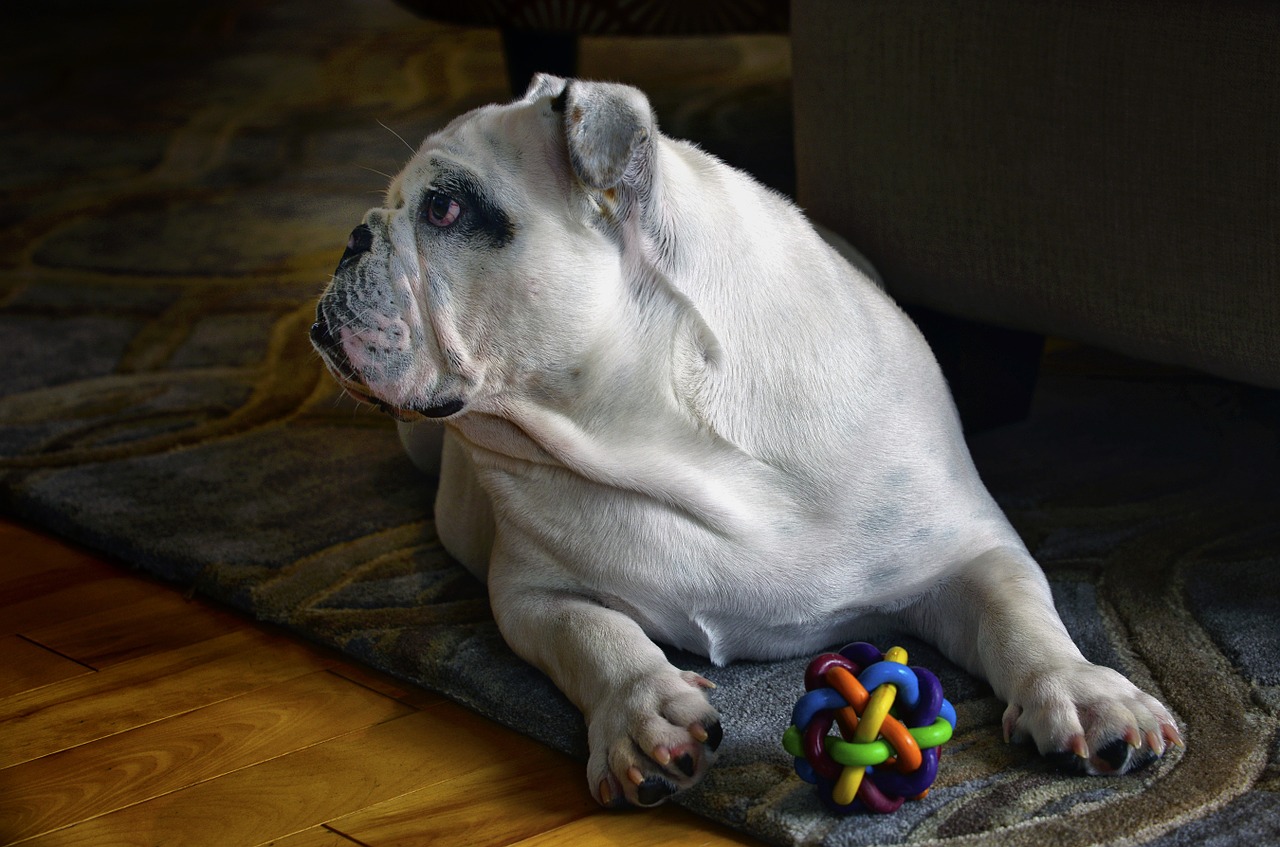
[310,319,465,422]
[340,382,465,422]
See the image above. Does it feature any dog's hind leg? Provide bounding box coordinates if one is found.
[901,545,1182,774]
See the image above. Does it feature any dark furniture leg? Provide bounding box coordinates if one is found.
[905,306,1044,433]
[501,28,578,96]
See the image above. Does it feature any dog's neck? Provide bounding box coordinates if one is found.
[447,259,785,538]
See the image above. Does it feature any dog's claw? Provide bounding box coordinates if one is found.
[1002,704,1022,743]
[1048,728,1168,776]
[1048,734,1091,772]
[1123,725,1142,748]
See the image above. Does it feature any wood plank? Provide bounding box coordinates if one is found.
[0,670,413,843]
[0,558,114,609]
[30,705,551,847]
[0,576,162,637]
[325,658,446,708]
[0,523,114,594]
[24,592,246,669]
[0,629,334,768]
[508,807,764,847]
[0,635,91,698]
[0,522,188,640]
[326,662,447,711]
[325,747,596,847]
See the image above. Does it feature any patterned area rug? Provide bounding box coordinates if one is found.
[3,2,1277,846]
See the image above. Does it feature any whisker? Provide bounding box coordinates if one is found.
[316,298,387,350]
[378,119,417,155]
[358,165,396,182]
[326,304,370,336]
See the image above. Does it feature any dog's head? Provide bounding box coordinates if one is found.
[310,76,667,422]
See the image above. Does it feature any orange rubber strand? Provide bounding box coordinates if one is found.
[827,664,922,773]
[879,714,922,773]
[826,665,869,741]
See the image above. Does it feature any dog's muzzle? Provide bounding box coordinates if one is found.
[310,225,466,422]
[310,316,465,420]
[308,222,375,380]
[309,314,354,377]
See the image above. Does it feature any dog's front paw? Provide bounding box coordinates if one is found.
[587,669,722,808]
[1003,661,1183,775]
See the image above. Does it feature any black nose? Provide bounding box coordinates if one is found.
[309,318,334,348]
[337,223,373,268]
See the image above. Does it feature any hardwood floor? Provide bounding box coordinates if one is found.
[0,520,764,847]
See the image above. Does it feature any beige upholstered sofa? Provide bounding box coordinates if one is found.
[792,0,1279,413]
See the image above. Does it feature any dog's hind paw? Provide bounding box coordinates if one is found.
[1003,661,1183,776]
[588,669,722,808]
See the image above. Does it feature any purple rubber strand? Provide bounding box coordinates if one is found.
[840,641,883,669]
[803,711,843,781]
[857,772,906,814]
[805,653,857,691]
[904,665,944,727]
[868,746,940,797]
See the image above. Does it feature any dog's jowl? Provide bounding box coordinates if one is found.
[311,75,1181,808]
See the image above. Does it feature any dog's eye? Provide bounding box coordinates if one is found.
[424,192,462,228]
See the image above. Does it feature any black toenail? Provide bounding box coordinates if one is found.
[1098,738,1132,771]
[637,777,678,806]
[705,720,723,752]
[1047,750,1087,775]
[674,753,695,777]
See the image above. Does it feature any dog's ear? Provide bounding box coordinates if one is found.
[559,80,655,192]
[552,80,724,384]
[522,72,567,103]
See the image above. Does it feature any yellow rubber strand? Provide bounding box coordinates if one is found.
[834,765,865,805]
[836,647,908,806]
[853,647,906,744]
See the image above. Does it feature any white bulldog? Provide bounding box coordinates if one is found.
[310,75,1181,808]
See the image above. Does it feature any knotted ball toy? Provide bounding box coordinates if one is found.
[782,642,956,814]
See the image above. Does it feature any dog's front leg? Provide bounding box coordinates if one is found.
[488,557,722,808]
[904,546,1182,774]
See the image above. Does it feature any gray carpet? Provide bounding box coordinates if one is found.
[2,2,1278,845]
